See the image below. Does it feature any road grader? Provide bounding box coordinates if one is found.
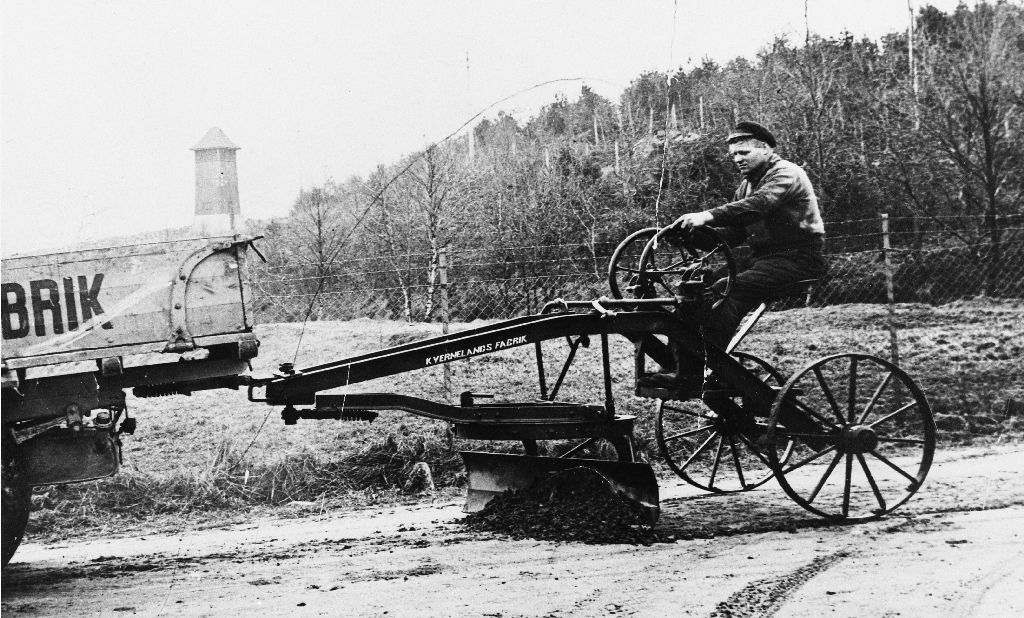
[1,224,936,565]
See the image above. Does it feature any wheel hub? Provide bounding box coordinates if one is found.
[840,425,878,454]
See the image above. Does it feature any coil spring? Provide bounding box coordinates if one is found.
[133,384,192,398]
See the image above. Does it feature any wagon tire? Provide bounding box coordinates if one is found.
[2,434,32,567]
[766,353,936,521]
[656,398,787,493]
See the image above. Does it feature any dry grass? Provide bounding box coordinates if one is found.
[26,299,1024,539]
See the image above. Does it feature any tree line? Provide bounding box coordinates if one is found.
[251,2,1023,323]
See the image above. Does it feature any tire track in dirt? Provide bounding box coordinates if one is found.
[706,550,851,618]
[946,550,1024,617]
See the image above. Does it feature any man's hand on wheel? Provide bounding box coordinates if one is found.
[672,211,714,234]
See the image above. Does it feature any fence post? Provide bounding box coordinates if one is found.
[882,214,900,369]
[440,247,452,403]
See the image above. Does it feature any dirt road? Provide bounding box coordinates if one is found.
[3,444,1023,617]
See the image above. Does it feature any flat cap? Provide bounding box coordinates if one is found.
[727,121,776,148]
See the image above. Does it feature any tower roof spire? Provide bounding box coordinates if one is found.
[191,127,240,151]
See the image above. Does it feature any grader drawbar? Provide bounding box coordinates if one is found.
[246,309,695,520]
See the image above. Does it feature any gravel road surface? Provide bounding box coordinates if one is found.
[3,444,1022,617]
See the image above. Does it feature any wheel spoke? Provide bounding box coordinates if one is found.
[868,449,920,488]
[786,397,842,430]
[875,437,927,446]
[857,453,887,513]
[702,243,726,261]
[813,366,846,424]
[858,371,895,424]
[663,405,716,421]
[737,433,773,467]
[708,436,724,489]
[842,453,854,518]
[664,424,715,443]
[808,451,843,504]
[868,401,920,428]
[848,358,858,424]
[681,432,719,471]
[727,434,747,488]
[781,444,837,475]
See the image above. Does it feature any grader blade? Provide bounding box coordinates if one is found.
[460,451,660,522]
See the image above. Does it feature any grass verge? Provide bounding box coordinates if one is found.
[24,299,1024,541]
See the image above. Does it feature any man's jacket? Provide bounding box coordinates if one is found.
[707,154,825,257]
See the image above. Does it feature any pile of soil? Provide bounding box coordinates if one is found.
[461,467,667,545]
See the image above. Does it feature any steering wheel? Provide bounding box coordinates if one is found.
[636,225,736,310]
[607,227,660,299]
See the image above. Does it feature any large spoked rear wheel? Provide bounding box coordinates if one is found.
[765,353,936,521]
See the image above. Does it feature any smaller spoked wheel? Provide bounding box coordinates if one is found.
[637,226,736,310]
[608,227,660,300]
[656,398,784,493]
[765,353,936,521]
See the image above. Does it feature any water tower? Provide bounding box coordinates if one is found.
[191,127,241,235]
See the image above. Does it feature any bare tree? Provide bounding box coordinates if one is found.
[914,3,1024,292]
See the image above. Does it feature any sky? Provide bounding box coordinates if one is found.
[1,0,971,256]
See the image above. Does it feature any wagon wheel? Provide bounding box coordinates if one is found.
[638,226,736,310]
[765,353,936,521]
[608,227,659,300]
[2,433,31,566]
[656,353,792,492]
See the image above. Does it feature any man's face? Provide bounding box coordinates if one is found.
[728,140,773,176]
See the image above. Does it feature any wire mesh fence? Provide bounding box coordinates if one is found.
[249,215,1024,322]
[247,215,1024,424]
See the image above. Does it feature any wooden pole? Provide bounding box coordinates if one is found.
[882,214,900,369]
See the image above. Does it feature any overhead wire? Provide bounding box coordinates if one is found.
[285,76,627,365]
[244,75,632,457]
[650,0,681,251]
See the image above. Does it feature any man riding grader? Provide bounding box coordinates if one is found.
[247,125,935,527]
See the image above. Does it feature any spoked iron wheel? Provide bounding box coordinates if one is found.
[656,399,789,493]
[765,353,936,521]
[608,227,659,300]
[637,226,736,310]
[655,353,793,493]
